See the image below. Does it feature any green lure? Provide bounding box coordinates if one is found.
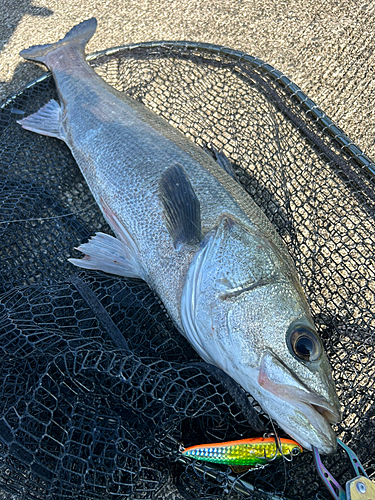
[182,436,302,467]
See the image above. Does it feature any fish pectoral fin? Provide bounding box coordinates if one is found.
[159,164,201,249]
[17,99,65,141]
[68,232,144,280]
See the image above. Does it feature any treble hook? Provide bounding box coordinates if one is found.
[264,432,283,463]
[263,432,301,463]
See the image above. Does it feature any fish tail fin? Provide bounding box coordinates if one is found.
[19,18,97,66]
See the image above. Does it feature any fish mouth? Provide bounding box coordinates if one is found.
[286,387,340,425]
[258,352,340,453]
[310,402,338,424]
[281,397,339,454]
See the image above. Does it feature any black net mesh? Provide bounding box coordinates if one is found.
[0,42,374,500]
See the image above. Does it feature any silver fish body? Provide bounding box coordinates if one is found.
[18,18,340,454]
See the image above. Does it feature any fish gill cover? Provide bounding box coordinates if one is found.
[0,42,374,499]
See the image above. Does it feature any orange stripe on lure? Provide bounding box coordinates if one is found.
[182,437,303,469]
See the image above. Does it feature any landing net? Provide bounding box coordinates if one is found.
[0,41,374,499]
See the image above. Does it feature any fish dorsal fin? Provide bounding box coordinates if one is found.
[17,99,65,141]
[211,147,238,181]
[159,164,201,249]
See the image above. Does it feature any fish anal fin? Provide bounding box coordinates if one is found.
[159,164,201,249]
[68,232,144,280]
[17,99,65,141]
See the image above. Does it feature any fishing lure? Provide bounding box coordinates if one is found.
[181,436,302,469]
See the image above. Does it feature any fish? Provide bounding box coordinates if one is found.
[17,18,341,454]
[182,436,303,468]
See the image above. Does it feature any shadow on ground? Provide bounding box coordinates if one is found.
[0,1,53,98]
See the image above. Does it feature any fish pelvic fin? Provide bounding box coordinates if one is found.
[69,232,144,280]
[70,199,145,280]
[19,17,97,66]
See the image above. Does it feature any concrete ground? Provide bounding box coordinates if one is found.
[1,0,375,160]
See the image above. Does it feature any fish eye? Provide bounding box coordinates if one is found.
[287,325,322,362]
